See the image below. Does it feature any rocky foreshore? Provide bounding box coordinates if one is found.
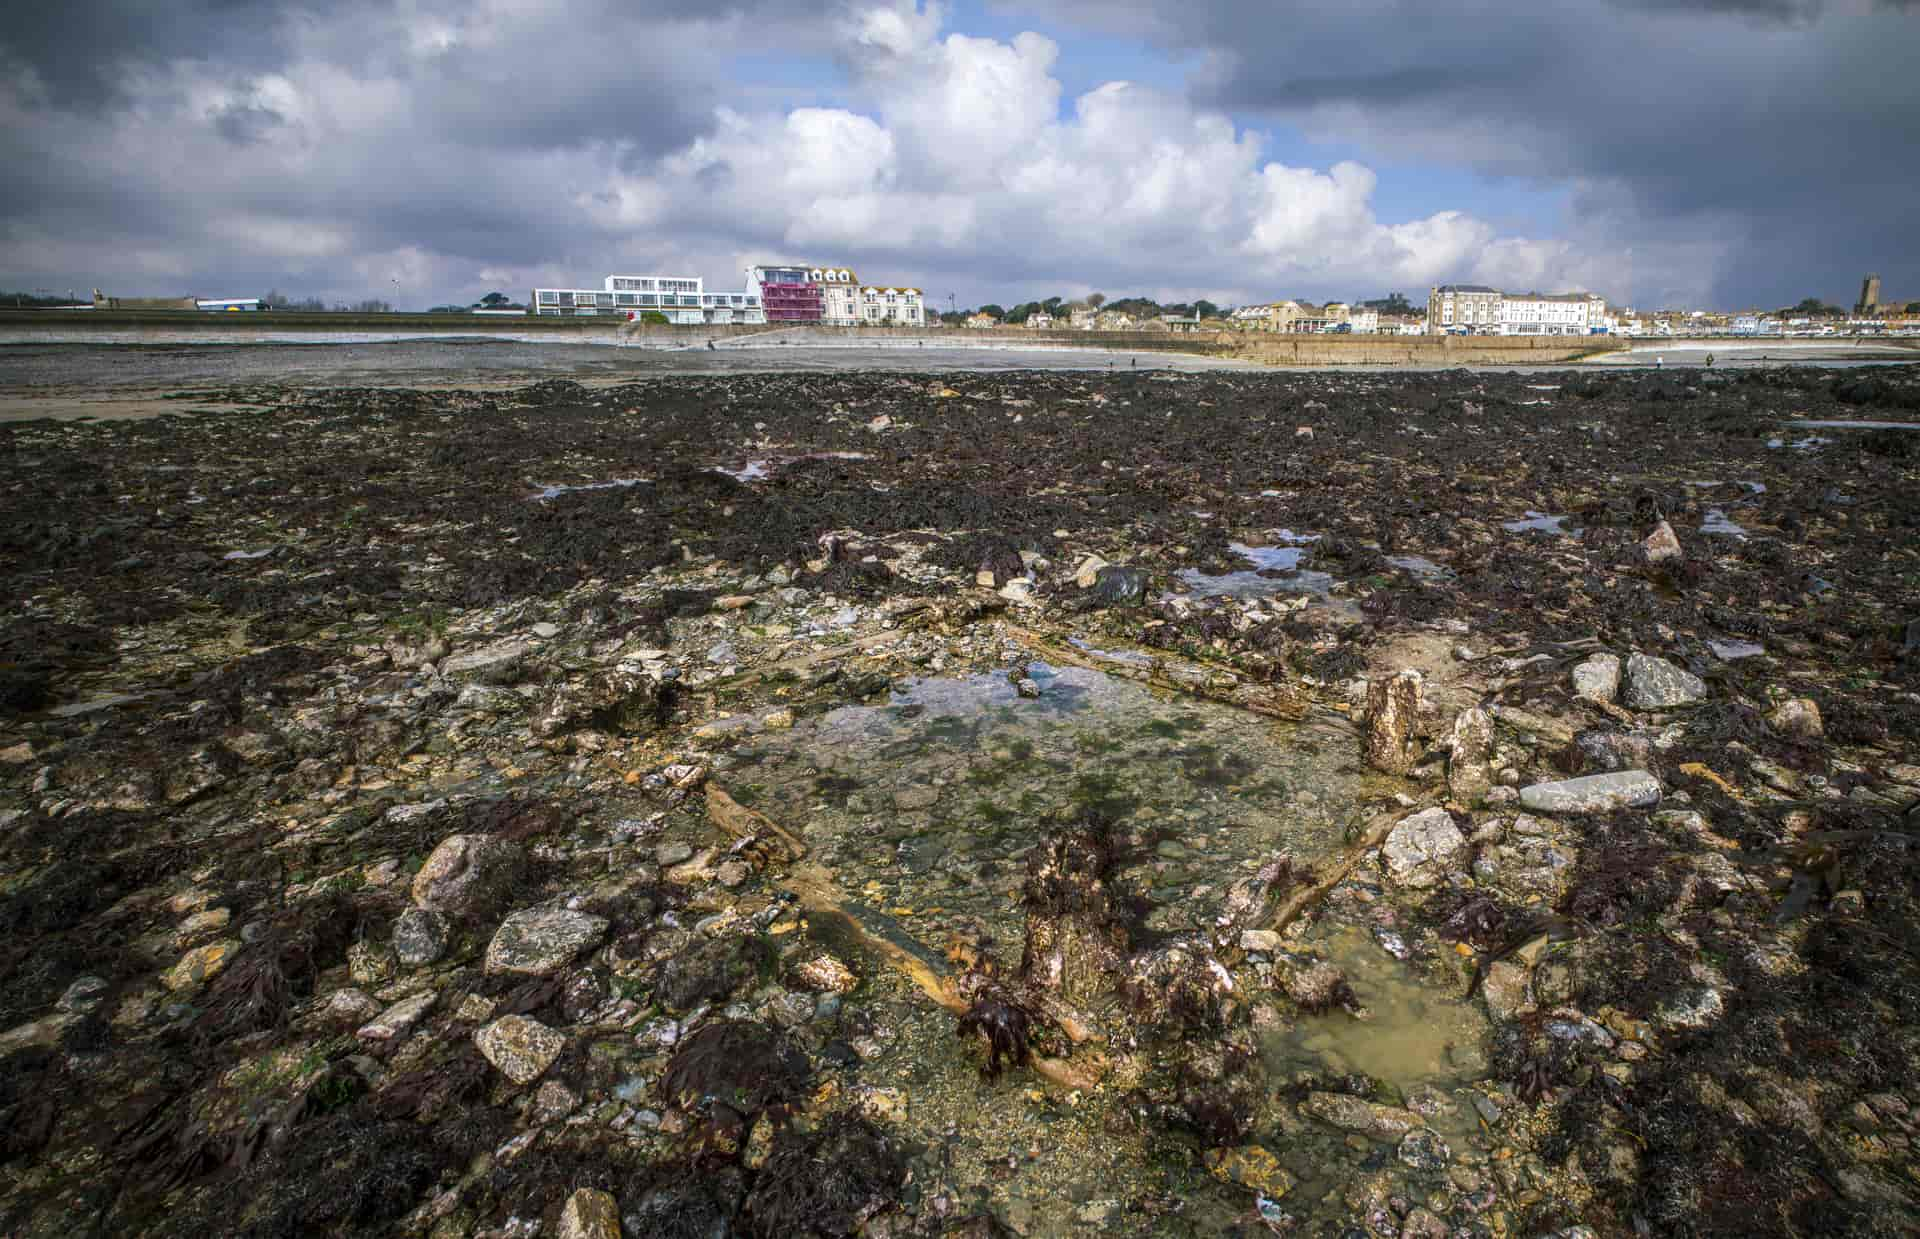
[1,364,1917,1237]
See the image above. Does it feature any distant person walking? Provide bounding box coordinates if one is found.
[1704,352,1714,367]
[1656,356,1663,369]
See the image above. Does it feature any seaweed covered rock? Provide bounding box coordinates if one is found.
[623,1174,744,1239]
[660,1020,810,1120]
[532,666,676,738]
[652,933,770,1011]
[743,1112,906,1239]
[1019,821,1135,1007]
[1172,1036,1264,1146]
[1090,565,1149,607]
[1123,938,1237,1033]
[410,832,526,917]
[1281,959,1358,1015]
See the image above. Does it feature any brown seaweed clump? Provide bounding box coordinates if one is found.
[659,1020,811,1123]
[743,1111,906,1239]
[955,976,1038,1080]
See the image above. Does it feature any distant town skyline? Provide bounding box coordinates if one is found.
[2,1,1915,314]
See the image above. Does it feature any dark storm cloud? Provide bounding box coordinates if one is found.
[0,1,350,111]
[1012,0,1920,307]
[1606,0,1828,21]
[0,0,846,304]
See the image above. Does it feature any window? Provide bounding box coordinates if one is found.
[616,294,638,306]
[537,291,559,305]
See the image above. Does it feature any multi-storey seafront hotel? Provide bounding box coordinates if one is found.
[532,264,924,327]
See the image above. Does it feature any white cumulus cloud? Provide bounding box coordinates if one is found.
[597,0,1598,305]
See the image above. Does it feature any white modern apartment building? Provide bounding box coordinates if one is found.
[1498,292,1607,336]
[530,274,766,324]
[1427,285,1502,333]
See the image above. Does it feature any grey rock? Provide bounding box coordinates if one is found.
[357,991,436,1041]
[1366,669,1425,775]
[1640,520,1683,565]
[1301,1091,1423,1141]
[485,908,609,976]
[1239,929,1281,953]
[656,842,695,866]
[1623,653,1706,709]
[530,622,561,639]
[1571,654,1621,704]
[392,907,449,967]
[440,639,535,684]
[706,641,737,665]
[1519,771,1662,814]
[1381,807,1466,888]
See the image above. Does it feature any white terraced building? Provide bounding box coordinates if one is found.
[530,274,766,324]
[1498,292,1607,336]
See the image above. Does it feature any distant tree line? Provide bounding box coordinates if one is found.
[934,289,1224,326]
[1,290,80,308]
[261,290,393,313]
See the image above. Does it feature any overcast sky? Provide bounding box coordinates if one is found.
[2,0,1914,311]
